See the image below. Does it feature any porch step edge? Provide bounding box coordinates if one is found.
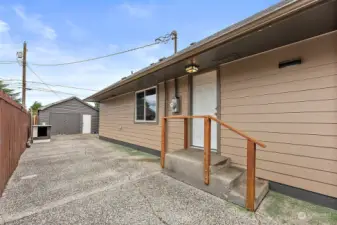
[211,166,244,190]
[228,178,269,210]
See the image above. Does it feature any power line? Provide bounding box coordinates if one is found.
[13,85,83,96]
[1,78,98,91]
[9,82,81,96]
[30,33,172,67]
[0,61,17,64]
[27,88,82,96]
[1,32,173,70]
[25,63,62,99]
[1,32,173,68]
[31,42,159,66]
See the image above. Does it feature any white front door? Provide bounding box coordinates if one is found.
[192,70,218,150]
[82,114,91,134]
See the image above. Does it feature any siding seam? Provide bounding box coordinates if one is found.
[221,86,337,100]
[222,61,337,86]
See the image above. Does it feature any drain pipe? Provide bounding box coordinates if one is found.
[164,31,179,116]
[171,30,179,99]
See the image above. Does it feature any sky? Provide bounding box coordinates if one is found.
[0,0,280,107]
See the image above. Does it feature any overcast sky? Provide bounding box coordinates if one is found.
[0,0,279,107]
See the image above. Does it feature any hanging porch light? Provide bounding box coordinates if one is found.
[185,61,199,73]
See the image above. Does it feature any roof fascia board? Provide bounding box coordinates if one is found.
[86,0,321,101]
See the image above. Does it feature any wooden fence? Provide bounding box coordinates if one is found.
[33,115,38,125]
[0,91,30,196]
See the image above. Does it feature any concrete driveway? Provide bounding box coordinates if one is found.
[0,135,335,225]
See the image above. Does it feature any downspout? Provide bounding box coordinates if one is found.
[172,30,179,99]
[164,81,167,116]
[164,30,178,116]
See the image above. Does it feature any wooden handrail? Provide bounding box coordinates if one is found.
[164,115,266,148]
[161,115,266,212]
[163,115,209,119]
[208,116,266,148]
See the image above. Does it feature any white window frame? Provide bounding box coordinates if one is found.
[135,86,157,123]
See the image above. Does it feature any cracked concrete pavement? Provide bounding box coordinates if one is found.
[0,134,335,225]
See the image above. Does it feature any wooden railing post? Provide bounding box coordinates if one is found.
[163,114,265,210]
[161,118,167,168]
[184,118,188,149]
[204,117,211,185]
[246,140,256,211]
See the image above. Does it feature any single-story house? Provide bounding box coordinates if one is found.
[38,96,99,135]
[85,0,337,210]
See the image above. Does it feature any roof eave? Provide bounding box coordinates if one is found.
[84,0,321,102]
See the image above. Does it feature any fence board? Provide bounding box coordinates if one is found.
[0,91,30,196]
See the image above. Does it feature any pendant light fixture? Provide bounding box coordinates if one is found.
[185,59,199,73]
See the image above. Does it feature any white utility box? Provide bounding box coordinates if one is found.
[32,125,52,143]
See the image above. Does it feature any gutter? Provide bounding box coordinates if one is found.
[85,0,322,102]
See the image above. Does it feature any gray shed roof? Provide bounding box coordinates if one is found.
[39,96,98,111]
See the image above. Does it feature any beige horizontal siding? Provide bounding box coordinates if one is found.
[221,144,337,173]
[222,122,337,135]
[222,86,337,107]
[220,32,337,198]
[221,111,337,123]
[221,99,337,114]
[99,83,165,151]
[257,169,337,199]
[100,76,189,153]
[166,76,189,152]
[222,131,337,152]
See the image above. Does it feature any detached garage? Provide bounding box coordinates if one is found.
[38,96,99,135]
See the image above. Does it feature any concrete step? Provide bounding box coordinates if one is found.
[228,177,269,211]
[163,148,269,210]
[211,166,245,191]
[206,166,245,200]
[165,148,230,181]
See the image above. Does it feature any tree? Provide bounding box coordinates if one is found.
[94,102,100,110]
[30,101,43,115]
[0,80,21,103]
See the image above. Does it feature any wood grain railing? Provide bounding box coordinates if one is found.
[160,115,266,211]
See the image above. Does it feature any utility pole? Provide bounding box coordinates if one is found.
[171,30,178,54]
[22,41,27,108]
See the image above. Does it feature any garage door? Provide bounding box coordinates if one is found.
[50,113,81,135]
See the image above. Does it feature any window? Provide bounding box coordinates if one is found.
[135,87,157,122]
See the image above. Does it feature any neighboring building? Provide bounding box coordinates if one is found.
[85,0,337,210]
[38,96,99,135]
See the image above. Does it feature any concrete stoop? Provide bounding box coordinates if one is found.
[163,148,269,211]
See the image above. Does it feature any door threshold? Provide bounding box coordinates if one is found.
[191,145,218,152]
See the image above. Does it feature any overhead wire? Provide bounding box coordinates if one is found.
[24,62,62,99]
[28,88,80,96]
[12,85,82,96]
[1,32,172,67]
[1,78,98,91]
[0,61,17,64]
[8,81,81,96]
[2,32,174,100]
[30,42,160,66]
[30,33,173,67]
